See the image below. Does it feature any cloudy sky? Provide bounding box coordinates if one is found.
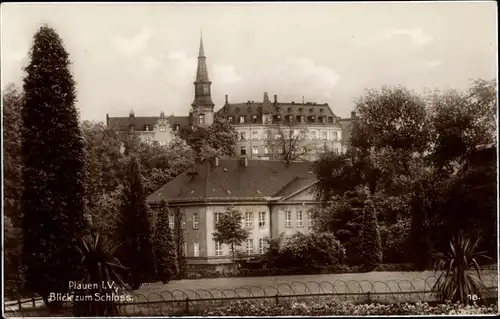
[2,2,497,121]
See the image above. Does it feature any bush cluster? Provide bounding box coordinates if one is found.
[198,300,498,316]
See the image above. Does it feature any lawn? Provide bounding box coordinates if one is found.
[132,269,498,303]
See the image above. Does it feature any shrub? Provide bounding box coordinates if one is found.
[360,200,382,270]
[152,201,178,284]
[379,218,411,263]
[273,232,345,269]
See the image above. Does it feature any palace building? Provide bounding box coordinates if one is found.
[106,35,354,160]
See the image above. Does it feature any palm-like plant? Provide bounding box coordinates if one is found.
[432,232,492,304]
[73,234,130,316]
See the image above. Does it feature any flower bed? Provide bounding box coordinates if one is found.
[196,300,498,316]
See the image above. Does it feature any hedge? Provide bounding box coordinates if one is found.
[184,263,417,279]
[196,300,498,316]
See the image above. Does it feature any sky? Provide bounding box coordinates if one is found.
[1,2,497,122]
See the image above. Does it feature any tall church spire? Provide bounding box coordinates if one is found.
[191,32,214,126]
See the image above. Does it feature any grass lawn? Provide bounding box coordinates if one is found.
[132,269,498,303]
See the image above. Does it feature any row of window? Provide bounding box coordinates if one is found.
[214,238,266,256]
[238,130,339,141]
[285,210,314,228]
[192,211,314,230]
[228,115,335,125]
[240,145,339,156]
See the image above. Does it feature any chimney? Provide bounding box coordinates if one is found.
[129,110,135,118]
[215,157,219,167]
[351,111,356,118]
[225,95,228,104]
[274,95,278,103]
[106,113,109,127]
[263,92,270,103]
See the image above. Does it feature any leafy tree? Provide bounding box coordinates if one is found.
[2,84,24,298]
[173,207,186,278]
[379,217,411,263]
[266,121,310,163]
[116,156,155,289]
[178,115,237,160]
[360,199,383,270]
[213,207,250,268]
[153,201,178,283]
[21,25,87,309]
[3,83,23,227]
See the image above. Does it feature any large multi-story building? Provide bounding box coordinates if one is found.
[147,158,319,267]
[106,35,354,160]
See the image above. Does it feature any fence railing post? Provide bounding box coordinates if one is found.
[18,299,22,311]
[367,291,371,304]
[32,297,36,307]
[185,297,189,313]
[275,294,279,305]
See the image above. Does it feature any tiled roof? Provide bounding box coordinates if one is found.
[273,176,317,198]
[106,114,189,131]
[146,159,316,204]
[215,93,339,125]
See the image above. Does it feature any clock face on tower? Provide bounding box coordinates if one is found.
[203,87,209,94]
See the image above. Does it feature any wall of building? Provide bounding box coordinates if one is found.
[270,203,316,238]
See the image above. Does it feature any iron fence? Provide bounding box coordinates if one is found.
[4,273,498,317]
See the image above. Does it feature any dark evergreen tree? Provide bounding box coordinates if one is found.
[20,25,86,309]
[153,201,178,284]
[173,207,186,278]
[360,199,383,270]
[116,156,155,289]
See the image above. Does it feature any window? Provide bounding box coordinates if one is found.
[193,213,199,230]
[285,211,292,227]
[214,212,221,228]
[145,125,150,131]
[198,114,205,125]
[333,148,339,154]
[145,137,152,144]
[215,241,223,256]
[259,238,265,254]
[184,243,187,255]
[311,130,318,140]
[332,131,338,141]
[252,146,259,155]
[245,212,253,228]
[299,132,305,140]
[300,116,305,123]
[287,107,292,112]
[159,125,166,132]
[297,211,303,228]
[264,146,269,155]
[252,115,258,123]
[278,147,284,155]
[240,132,246,141]
[159,140,166,146]
[274,133,281,140]
[175,124,180,131]
[320,108,324,113]
[194,242,200,257]
[228,116,234,123]
[168,214,174,229]
[239,116,245,124]
[203,87,209,94]
[322,131,328,140]
[246,239,254,255]
[241,146,246,156]
[258,212,266,227]
[308,211,314,229]
[264,131,270,140]
[252,131,259,140]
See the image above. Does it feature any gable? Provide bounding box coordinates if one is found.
[280,183,317,202]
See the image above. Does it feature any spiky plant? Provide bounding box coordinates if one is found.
[432,233,492,304]
[73,234,129,316]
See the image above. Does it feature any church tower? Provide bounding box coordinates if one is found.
[191,32,214,127]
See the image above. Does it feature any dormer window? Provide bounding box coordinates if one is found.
[129,125,134,131]
[252,115,258,123]
[228,116,234,123]
[145,125,150,131]
[299,108,303,112]
[320,108,324,113]
[199,114,205,125]
[287,107,292,113]
[159,125,166,132]
[247,107,251,113]
[276,106,281,112]
[174,124,180,131]
[236,108,240,113]
[309,108,313,113]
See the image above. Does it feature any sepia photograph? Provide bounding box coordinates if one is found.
[2,1,498,317]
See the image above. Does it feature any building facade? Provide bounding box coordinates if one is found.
[146,158,320,266]
[106,35,354,160]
